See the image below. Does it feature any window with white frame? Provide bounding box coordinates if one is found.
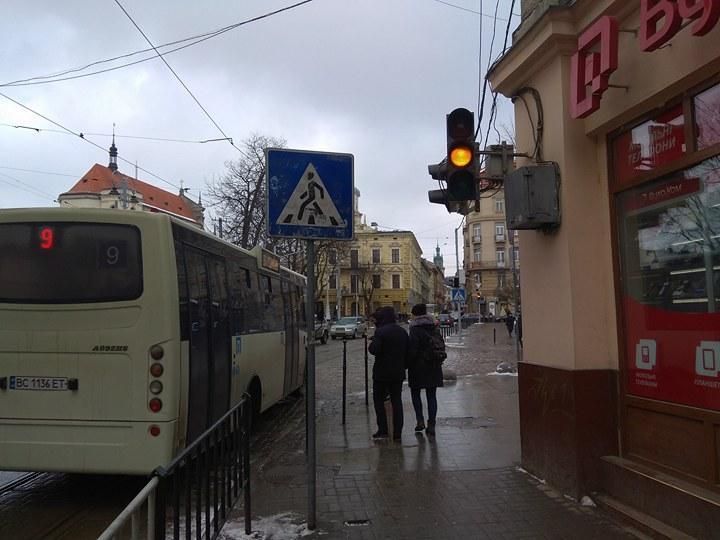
[473,245,482,262]
[495,222,505,238]
[496,248,505,266]
[391,248,400,264]
[472,223,482,241]
[513,247,519,264]
[495,199,504,213]
[498,272,506,288]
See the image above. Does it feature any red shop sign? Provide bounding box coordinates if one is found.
[570,1,720,119]
[613,104,686,184]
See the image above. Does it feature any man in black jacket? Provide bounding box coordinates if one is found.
[368,306,409,441]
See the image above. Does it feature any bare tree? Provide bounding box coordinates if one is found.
[206,133,286,250]
[357,262,381,316]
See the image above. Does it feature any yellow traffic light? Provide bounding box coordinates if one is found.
[450,146,473,168]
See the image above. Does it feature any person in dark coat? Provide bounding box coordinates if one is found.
[516,311,523,348]
[505,312,515,338]
[407,304,444,436]
[368,306,409,441]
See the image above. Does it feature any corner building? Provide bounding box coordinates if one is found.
[489,0,720,534]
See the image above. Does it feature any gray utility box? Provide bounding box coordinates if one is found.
[503,163,560,230]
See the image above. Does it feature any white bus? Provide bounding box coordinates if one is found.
[0,208,306,475]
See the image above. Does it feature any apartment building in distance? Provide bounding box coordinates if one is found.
[462,189,519,318]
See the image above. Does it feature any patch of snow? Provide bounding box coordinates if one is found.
[487,372,518,377]
[220,512,315,540]
[515,466,546,484]
[445,343,467,349]
[580,495,596,507]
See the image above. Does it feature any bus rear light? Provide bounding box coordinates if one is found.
[149,425,161,437]
[149,380,163,395]
[150,363,164,377]
[150,345,164,360]
[149,398,162,413]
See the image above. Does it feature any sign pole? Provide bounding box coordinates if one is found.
[305,239,317,530]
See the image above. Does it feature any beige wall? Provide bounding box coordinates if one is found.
[492,0,720,371]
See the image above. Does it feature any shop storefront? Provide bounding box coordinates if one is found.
[489,0,720,534]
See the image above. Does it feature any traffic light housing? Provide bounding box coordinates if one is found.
[446,108,477,201]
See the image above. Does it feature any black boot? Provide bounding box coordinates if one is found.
[426,420,436,436]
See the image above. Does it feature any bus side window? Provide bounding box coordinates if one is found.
[175,242,190,340]
[229,261,248,335]
[270,277,283,332]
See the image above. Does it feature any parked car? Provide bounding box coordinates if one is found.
[314,317,329,344]
[437,313,454,327]
[330,316,368,339]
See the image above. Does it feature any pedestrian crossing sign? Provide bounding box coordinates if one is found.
[266,148,354,240]
[452,288,466,303]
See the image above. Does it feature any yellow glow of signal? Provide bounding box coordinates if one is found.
[450,146,473,167]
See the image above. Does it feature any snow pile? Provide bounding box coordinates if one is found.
[580,495,597,507]
[487,371,518,377]
[220,512,314,540]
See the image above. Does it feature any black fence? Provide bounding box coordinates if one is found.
[154,395,252,539]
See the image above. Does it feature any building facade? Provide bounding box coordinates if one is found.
[489,0,720,534]
[58,140,204,226]
[324,192,428,319]
[462,190,520,318]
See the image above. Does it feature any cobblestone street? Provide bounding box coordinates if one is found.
[222,323,638,539]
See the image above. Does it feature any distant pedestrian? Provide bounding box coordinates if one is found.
[505,312,515,338]
[407,303,446,436]
[368,306,409,441]
[516,312,523,348]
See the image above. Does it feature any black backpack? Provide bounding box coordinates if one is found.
[422,327,447,366]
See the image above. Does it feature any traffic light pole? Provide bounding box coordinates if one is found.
[455,218,464,337]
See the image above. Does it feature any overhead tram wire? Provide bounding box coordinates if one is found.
[113,0,250,160]
[428,0,520,21]
[0,171,58,201]
[0,165,78,178]
[0,123,231,145]
[476,0,501,141]
[0,91,181,192]
[0,0,314,88]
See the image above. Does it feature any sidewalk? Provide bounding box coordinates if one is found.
[221,324,636,539]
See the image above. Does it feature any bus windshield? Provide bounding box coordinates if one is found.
[0,222,143,303]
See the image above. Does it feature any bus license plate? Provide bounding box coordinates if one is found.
[9,376,69,391]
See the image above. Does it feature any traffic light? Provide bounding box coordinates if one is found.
[446,108,477,201]
[427,109,478,213]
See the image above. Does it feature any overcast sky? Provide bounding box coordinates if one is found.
[0,0,519,274]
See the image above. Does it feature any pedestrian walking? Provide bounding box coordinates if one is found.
[368,306,409,441]
[407,304,447,436]
[516,311,523,348]
[505,311,515,338]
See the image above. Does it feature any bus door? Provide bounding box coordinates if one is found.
[207,258,230,422]
[281,279,297,395]
[184,248,211,442]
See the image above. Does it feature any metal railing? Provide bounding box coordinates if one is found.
[439,325,457,339]
[98,395,252,540]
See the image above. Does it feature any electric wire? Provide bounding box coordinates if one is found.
[0,165,77,178]
[0,0,314,88]
[0,91,181,191]
[113,0,248,158]
[429,0,519,20]
[0,171,57,201]
[1,123,230,145]
[475,0,501,140]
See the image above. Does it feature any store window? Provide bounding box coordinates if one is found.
[613,104,685,186]
[695,82,720,150]
[616,156,720,411]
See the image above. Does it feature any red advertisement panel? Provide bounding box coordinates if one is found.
[618,160,720,411]
[624,297,720,410]
[613,104,685,186]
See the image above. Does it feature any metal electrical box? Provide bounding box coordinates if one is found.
[503,163,560,230]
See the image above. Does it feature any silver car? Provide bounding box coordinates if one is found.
[330,316,368,339]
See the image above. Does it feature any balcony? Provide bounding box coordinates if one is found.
[495,234,505,242]
[472,236,482,244]
[496,260,506,268]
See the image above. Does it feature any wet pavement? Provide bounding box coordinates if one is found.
[221,323,638,539]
